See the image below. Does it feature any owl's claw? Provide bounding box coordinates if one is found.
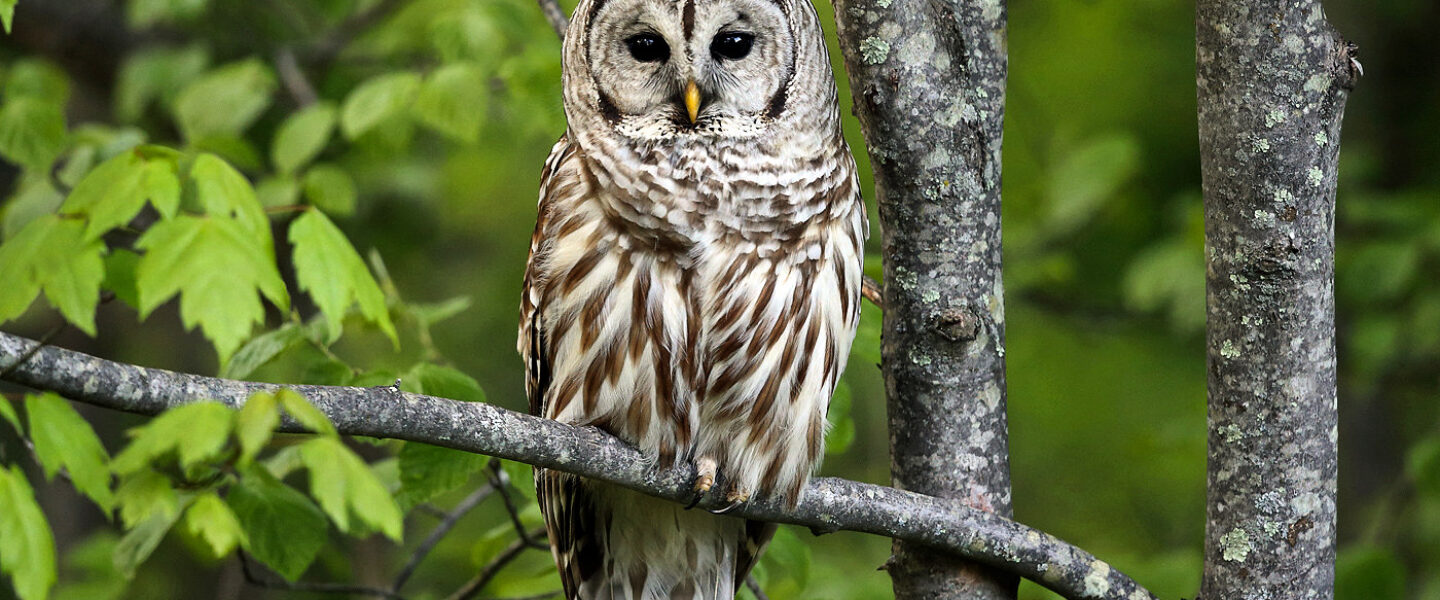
[709,500,743,515]
[708,487,751,515]
[686,456,719,510]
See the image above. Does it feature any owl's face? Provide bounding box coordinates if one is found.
[580,0,798,139]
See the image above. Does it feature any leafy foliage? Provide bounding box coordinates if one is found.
[25,393,113,511]
[0,465,56,600]
[289,209,396,344]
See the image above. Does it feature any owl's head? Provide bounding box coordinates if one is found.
[562,0,836,143]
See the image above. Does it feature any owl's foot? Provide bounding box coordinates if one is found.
[685,456,719,510]
[709,486,751,515]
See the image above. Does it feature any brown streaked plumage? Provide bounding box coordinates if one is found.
[518,0,865,597]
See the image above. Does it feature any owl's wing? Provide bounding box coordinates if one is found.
[519,135,571,415]
[520,134,604,599]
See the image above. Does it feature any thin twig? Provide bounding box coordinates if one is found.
[239,552,408,599]
[306,0,406,64]
[276,49,319,107]
[444,528,547,600]
[861,275,883,311]
[536,0,568,39]
[745,575,770,600]
[392,482,498,593]
[488,461,548,550]
[414,503,451,520]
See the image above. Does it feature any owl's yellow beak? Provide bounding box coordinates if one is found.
[683,80,701,124]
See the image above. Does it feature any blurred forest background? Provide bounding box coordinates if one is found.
[0,0,1436,598]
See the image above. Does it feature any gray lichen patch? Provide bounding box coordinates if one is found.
[1083,561,1113,596]
[860,36,890,64]
[1220,528,1252,562]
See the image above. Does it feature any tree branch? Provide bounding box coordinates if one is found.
[536,0,568,40]
[0,330,1156,600]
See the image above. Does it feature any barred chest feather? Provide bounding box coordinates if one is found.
[525,133,865,505]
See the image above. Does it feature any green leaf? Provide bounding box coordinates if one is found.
[134,215,287,363]
[272,103,336,175]
[1123,239,1206,333]
[221,323,306,380]
[173,59,275,142]
[1045,133,1139,236]
[499,460,537,501]
[1408,437,1440,497]
[0,1,19,36]
[4,60,70,105]
[0,97,68,170]
[102,250,141,310]
[758,526,810,595]
[408,296,472,328]
[110,401,235,476]
[25,392,114,511]
[0,466,56,600]
[255,176,299,209]
[114,45,210,124]
[300,164,357,217]
[189,153,271,239]
[340,72,420,140]
[0,395,19,433]
[227,468,326,581]
[51,531,126,600]
[0,215,106,335]
[298,437,403,540]
[413,63,487,144]
[113,470,179,529]
[289,210,396,344]
[405,363,485,402]
[234,392,280,466]
[396,442,487,510]
[128,0,210,27]
[1336,545,1405,600]
[182,493,246,558]
[3,172,64,238]
[60,150,180,240]
[275,389,335,436]
[112,505,183,578]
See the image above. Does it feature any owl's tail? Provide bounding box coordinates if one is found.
[542,472,767,600]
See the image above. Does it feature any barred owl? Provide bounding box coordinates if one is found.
[518,0,865,596]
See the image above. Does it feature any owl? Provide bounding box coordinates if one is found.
[517,0,865,597]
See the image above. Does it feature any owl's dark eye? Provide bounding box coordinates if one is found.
[710,32,754,60]
[624,33,670,62]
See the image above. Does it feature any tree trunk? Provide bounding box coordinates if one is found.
[833,2,1016,598]
[1196,0,1356,596]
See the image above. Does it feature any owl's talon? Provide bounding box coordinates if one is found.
[709,500,743,515]
[709,487,751,514]
[686,456,719,510]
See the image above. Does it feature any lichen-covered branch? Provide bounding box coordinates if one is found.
[1195,0,1356,596]
[832,0,1015,598]
[0,330,1154,600]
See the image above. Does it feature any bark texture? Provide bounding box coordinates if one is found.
[832,0,1014,598]
[0,330,1157,600]
[1196,1,1356,597]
